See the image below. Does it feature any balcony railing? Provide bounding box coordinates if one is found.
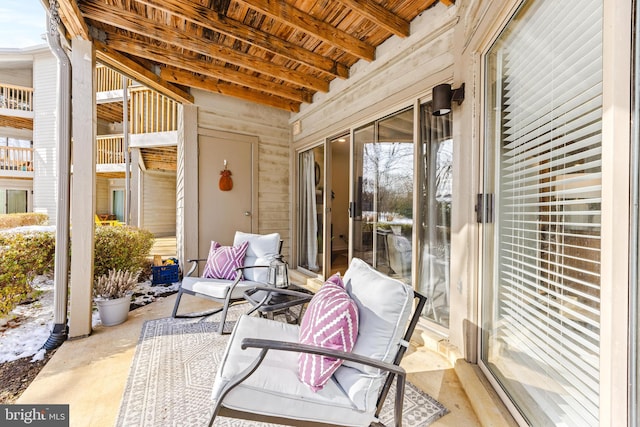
[95,65,132,93]
[97,135,124,164]
[129,87,178,134]
[0,146,33,171]
[0,83,34,112]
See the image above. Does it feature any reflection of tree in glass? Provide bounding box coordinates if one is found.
[435,139,453,203]
[362,142,414,219]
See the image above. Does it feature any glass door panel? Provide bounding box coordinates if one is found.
[329,134,350,276]
[481,0,602,424]
[418,102,452,327]
[7,190,27,213]
[112,189,125,222]
[352,108,414,279]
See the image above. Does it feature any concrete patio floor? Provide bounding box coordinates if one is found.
[17,292,509,427]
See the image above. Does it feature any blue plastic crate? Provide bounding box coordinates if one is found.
[152,264,179,285]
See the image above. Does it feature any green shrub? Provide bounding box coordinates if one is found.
[0,225,155,318]
[0,230,56,317]
[0,213,49,230]
[94,226,155,281]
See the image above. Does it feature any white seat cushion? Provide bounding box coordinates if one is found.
[233,232,280,282]
[181,276,262,300]
[211,315,376,427]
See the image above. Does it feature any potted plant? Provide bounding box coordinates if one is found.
[94,269,140,326]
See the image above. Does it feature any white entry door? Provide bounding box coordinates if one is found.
[198,131,257,260]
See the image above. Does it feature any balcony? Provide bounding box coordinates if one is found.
[0,83,34,130]
[0,83,33,112]
[129,86,178,134]
[95,65,179,137]
[97,135,125,165]
[0,146,34,177]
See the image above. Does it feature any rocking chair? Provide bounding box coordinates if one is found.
[171,231,281,334]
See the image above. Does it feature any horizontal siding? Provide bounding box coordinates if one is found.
[142,170,176,237]
[193,90,291,256]
[96,176,110,214]
[32,55,58,224]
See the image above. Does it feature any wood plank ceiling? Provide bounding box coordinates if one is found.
[56,0,452,112]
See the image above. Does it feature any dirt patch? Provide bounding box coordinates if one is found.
[0,349,56,403]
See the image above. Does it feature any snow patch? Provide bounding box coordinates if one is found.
[1,276,179,363]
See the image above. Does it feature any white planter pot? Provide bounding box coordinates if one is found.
[96,296,131,326]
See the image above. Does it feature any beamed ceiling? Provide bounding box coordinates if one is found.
[55,0,453,112]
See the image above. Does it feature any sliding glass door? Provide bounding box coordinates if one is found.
[352,108,414,281]
[418,102,452,327]
[481,0,602,424]
[0,189,28,214]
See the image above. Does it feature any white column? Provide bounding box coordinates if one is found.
[177,104,198,268]
[129,148,140,227]
[69,37,96,338]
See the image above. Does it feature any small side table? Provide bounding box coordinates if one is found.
[243,284,313,324]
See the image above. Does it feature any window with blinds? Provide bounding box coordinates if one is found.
[481,0,602,425]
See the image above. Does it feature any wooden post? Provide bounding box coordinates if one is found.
[69,37,96,338]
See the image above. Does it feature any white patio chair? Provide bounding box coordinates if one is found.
[171,231,281,334]
[209,257,427,426]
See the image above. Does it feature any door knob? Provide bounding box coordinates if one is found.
[244,211,251,216]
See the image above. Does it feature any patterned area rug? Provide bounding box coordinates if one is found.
[116,305,448,426]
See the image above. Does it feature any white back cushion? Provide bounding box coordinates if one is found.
[332,257,414,411]
[341,257,413,370]
[232,232,280,282]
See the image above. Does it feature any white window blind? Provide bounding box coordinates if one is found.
[483,0,602,425]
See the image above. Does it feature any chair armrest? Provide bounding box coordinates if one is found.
[185,259,207,277]
[241,338,404,376]
[247,285,313,300]
[235,265,269,272]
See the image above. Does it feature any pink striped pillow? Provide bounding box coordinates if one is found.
[298,273,359,392]
[202,240,249,280]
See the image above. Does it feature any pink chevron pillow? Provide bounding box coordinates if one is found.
[298,273,359,392]
[202,240,249,280]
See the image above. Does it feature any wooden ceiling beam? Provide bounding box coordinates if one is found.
[161,67,300,112]
[237,0,375,61]
[94,41,194,104]
[104,34,312,103]
[336,0,409,37]
[80,2,329,93]
[440,0,455,6]
[133,0,348,79]
[57,0,91,40]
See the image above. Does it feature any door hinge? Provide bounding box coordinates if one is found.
[475,193,494,223]
[348,202,355,218]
